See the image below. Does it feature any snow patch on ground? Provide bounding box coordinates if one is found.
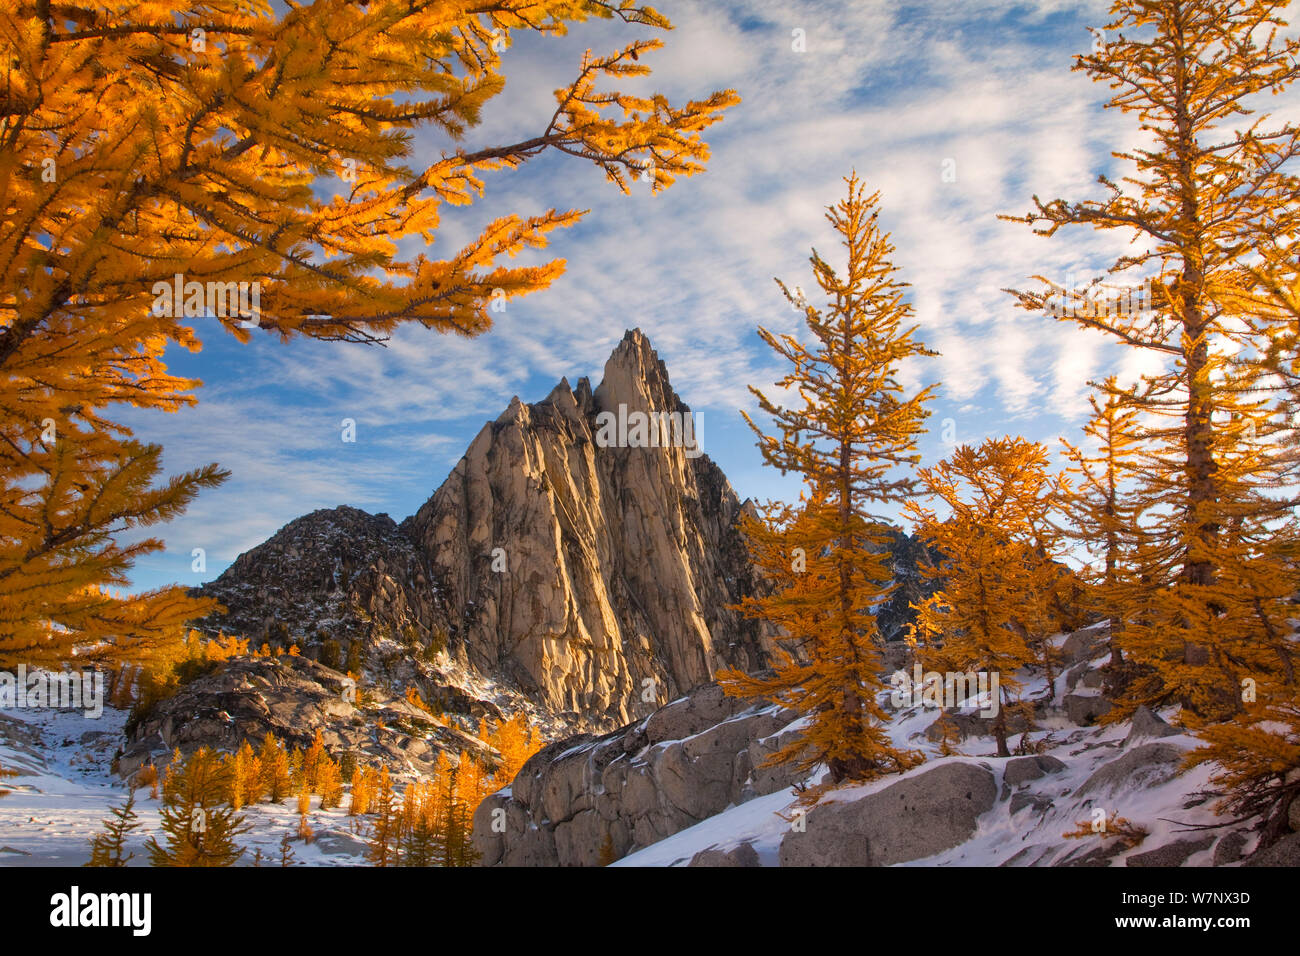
[0,705,370,867]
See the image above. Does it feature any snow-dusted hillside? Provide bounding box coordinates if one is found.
[0,705,370,866]
[2,624,1286,867]
[613,713,1229,867]
[482,624,1285,867]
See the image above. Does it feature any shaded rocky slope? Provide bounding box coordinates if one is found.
[194,506,443,660]
[873,526,943,643]
[118,654,490,782]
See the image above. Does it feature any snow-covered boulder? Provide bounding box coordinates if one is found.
[1064,690,1112,725]
[1125,836,1214,867]
[1123,705,1179,746]
[1004,754,1067,789]
[689,842,761,867]
[471,682,802,866]
[1075,742,1187,797]
[1244,832,1300,866]
[779,761,998,866]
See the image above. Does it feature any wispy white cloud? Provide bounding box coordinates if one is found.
[117,0,1300,588]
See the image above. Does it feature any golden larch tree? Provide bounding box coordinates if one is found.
[348,765,370,817]
[479,711,542,788]
[1059,379,1149,668]
[317,755,344,810]
[718,173,936,798]
[146,747,250,866]
[258,732,292,804]
[1004,0,1299,719]
[225,740,263,811]
[366,766,398,866]
[1005,0,1300,845]
[906,438,1069,757]
[85,789,141,867]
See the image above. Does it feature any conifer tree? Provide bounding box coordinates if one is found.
[296,781,314,843]
[85,789,141,867]
[444,796,480,867]
[905,438,1069,757]
[107,666,137,711]
[259,733,292,804]
[466,752,493,816]
[230,740,264,809]
[437,761,479,867]
[1004,1,1300,844]
[287,747,304,789]
[300,729,326,794]
[1004,0,1300,722]
[1059,381,1148,668]
[278,833,297,868]
[348,766,370,817]
[318,757,344,811]
[366,767,398,867]
[399,781,438,867]
[160,747,183,803]
[146,747,250,866]
[717,173,935,798]
[1186,697,1300,847]
[480,713,542,788]
[0,1,737,667]
[223,752,244,812]
[362,766,382,809]
[136,763,159,801]
[338,751,357,783]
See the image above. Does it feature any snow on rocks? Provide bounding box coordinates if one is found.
[471,682,802,866]
[779,761,999,866]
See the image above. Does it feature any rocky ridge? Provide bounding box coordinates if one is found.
[190,330,777,735]
[401,330,779,728]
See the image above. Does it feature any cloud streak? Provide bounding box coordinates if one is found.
[115,0,1300,589]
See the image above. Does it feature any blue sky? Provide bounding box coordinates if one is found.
[117,0,1300,591]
